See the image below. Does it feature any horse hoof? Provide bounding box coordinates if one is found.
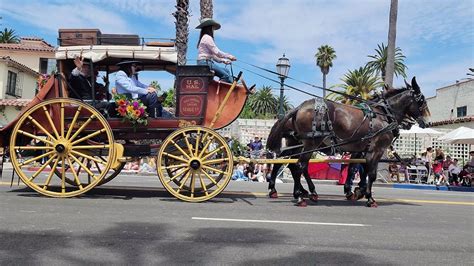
[309,194,319,202]
[269,191,278,198]
[345,193,354,201]
[366,201,378,208]
[296,200,307,207]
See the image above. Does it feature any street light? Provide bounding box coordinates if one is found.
[276,54,290,119]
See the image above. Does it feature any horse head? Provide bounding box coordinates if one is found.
[407,77,431,128]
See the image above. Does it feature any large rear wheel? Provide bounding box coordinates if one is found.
[157,126,233,202]
[9,98,115,197]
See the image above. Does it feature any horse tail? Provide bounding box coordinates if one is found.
[266,108,299,153]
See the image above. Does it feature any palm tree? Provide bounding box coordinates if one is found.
[315,45,337,98]
[385,0,399,87]
[248,86,278,118]
[0,28,19,43]
[200,0,213,19]
[366,43,407,82]
[173,0,189,65]
[336,66,384,105]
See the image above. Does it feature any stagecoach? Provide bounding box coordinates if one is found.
[0,29,254,202]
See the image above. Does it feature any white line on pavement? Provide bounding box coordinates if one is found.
[192,217,370,227]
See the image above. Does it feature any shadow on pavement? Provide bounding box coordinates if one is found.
[0,222,389,265]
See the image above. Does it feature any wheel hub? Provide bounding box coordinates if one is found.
[189,159,201,170]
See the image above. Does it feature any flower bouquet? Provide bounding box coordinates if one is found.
[114,94,148,130]
[37,74,51,90]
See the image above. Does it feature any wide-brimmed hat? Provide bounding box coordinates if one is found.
[196,18,221,30]
[116,60,142,66]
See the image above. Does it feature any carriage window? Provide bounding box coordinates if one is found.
[39,58,56,74]
[457,106,467,117]
[6,71,18,97]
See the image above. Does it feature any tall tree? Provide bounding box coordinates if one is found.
[248,86,278,117]
[200,0,213,19]
[315,45,337,99]
[0,28,19,43]
[366,43,407,81]
[334,66,383,105]
[173,0,189,66]
[385,0,399,87]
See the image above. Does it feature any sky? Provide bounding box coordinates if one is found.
[1,0,473,105]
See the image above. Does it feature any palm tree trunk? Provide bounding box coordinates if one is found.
[200,0,213,19]
[385,0,398,87]
[322,73,327,98]
[173,0,190,66]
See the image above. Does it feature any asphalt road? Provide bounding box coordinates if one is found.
[0,171,473,265]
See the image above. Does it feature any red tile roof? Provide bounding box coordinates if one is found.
[0,37,55,52]
[430,116,474,126]
[0,99,31,107]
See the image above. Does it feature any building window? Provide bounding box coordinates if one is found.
[457,106,467,117]
[6,71,18,96]
[39,58,56,74]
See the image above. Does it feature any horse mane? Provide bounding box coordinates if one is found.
[382,87,410,98]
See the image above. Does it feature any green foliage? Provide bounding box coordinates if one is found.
[239,85,293,119]
[315,45,337,75]
[229,137,248,157]
[0,28,19,43]
[333,66,383,105]
[366,43,407,81]
[163,88,175,108]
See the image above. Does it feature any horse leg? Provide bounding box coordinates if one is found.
[294,153,313,207]
[354,164,368,201]
[268,163,281,198]
[364,160,380,208]
[301,166,318,202]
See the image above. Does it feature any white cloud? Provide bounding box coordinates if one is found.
[1,1,131,34]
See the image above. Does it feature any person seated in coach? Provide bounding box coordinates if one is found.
[114,60,162,118]
[69,56,108,100]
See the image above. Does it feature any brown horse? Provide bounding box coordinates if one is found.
[266,77,430,207]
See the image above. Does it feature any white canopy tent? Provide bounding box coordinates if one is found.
[399,125,443,156]
[438,126,474,145]
[55,45,178,64]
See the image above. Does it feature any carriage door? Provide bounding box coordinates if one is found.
[176,66,213,122]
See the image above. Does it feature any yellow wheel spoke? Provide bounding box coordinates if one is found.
[190,172,196,197]
[67,156,83,189]
[27,116,57,141]
[194,129,201,157]
[69,115,96,142]
[182,132,194,154]
[17,130,54,146]
[166,167,189,184]
[170,139,191,159]
[198,172,209,196]
[201,164,226,175]
[60,102,65,138]
[198,135,216,158]
[163,163,187,170]
[71,129,106,145]
[19,151,56,167]
[61,156,66,193]
[70,154,98,180]
[29,154,57,182]
[70,150,107,165]
[43,105,60,139]
[202,158,229,165]
[177,171,191,192]
[201,145,225,161]
[72,145,110,149]
[200,169,221,189]
[43,156,60,189]
[65,106,82,140]
[162,152,189,164]
[14,146,54,150]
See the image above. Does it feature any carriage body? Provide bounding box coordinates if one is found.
[0,30,250,201]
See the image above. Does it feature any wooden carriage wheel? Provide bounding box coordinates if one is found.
[9,98,115,197]
[157,126,234,202]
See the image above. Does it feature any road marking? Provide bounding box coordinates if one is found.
[192,217,369,227]
[377,198,474,206]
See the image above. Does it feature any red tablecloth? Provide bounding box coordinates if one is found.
[308,162,349,185]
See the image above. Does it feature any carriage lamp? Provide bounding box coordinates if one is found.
[276,54,290,119]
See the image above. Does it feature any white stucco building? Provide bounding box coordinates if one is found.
[218,118,276,146]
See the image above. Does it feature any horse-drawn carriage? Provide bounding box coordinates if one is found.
[0,30,253,202]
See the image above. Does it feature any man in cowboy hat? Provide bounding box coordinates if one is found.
[196,18,236,83]
[115,60,162,118]
[69,56,108,100]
